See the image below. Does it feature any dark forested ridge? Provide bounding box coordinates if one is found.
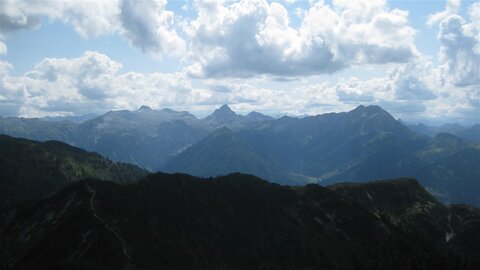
[1,173,479,270]
[0,135,148,210]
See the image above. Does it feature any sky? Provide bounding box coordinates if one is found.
[0,0,478,125]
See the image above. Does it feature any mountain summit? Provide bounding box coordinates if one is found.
[138,105,152,111]
[216,104,236,115]
[203,104,244,128]
[206,104,237,119]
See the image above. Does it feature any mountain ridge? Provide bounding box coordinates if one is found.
[0,135,148,210]
[1,173,479,269]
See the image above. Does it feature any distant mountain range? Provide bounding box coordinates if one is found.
[165,105,480,206]
[1,173,479,269]
[41,113,98,123]
[1,105,479,206]
[407,122,480,143]
[0,105,274,171]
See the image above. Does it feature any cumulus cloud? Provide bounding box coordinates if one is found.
[423,0,480,88]
[329,51,478,124]
[336,63,437,104]
[281,0,298,4]
[0,0,418,77]
[390,59,437,100]
[0,0,184,58]
[333,64,436,105]
[0,0,119,38]
[426,0,460,27]
[0,0,41,36]
[0,51,342,118]
[437,13,479,87]
[53,0,120,38]
[0,60,23,116]
[0,1,477,124]
[185,0,417,78]
[335,78,377,102]
[119,0,186,57]
[0,51,201,117]
[0,50,477,124]
[0,41,6,54]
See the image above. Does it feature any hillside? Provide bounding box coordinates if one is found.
[330,179,480,259]
[0,117,77,143]
[0,135,148,210]
[162,127,299,185]
[73,106,210,170]
[237,105,424,176]
[1,173,479,269]
[233,105,479,206]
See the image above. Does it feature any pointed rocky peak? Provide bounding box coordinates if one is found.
[348,105,400,124]
[212,104,236,117]
[350,105,385,115]
[204,105,241,126]
[138,105,152,112]
[343,105,421,139]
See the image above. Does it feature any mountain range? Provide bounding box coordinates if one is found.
[1,105,479,206]
[407,122,480,143]
[1,172,479,269]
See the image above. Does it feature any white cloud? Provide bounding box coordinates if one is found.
[0,1,477,124]
[423,0,479,88]
[0,59,23,116]
[335,77,377,102]
[0,0,119,38]
[334,58,439,107]
[0,0,41,36]
[185,0,417,78]
[54,0,120,38]
[0,49,477,124]
[437,13,480,87]
[0,0,184,58]
[0,41,6,54]
[426,0,460,27]
[329,53,479,124]
[119,0,186,57]
[0,0,418,78]
[390,59,437,101]
[0,50,342,117]
[0,51,200,117]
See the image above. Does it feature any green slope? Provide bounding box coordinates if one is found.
[0,135,148,210]
[162,127,300,185]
